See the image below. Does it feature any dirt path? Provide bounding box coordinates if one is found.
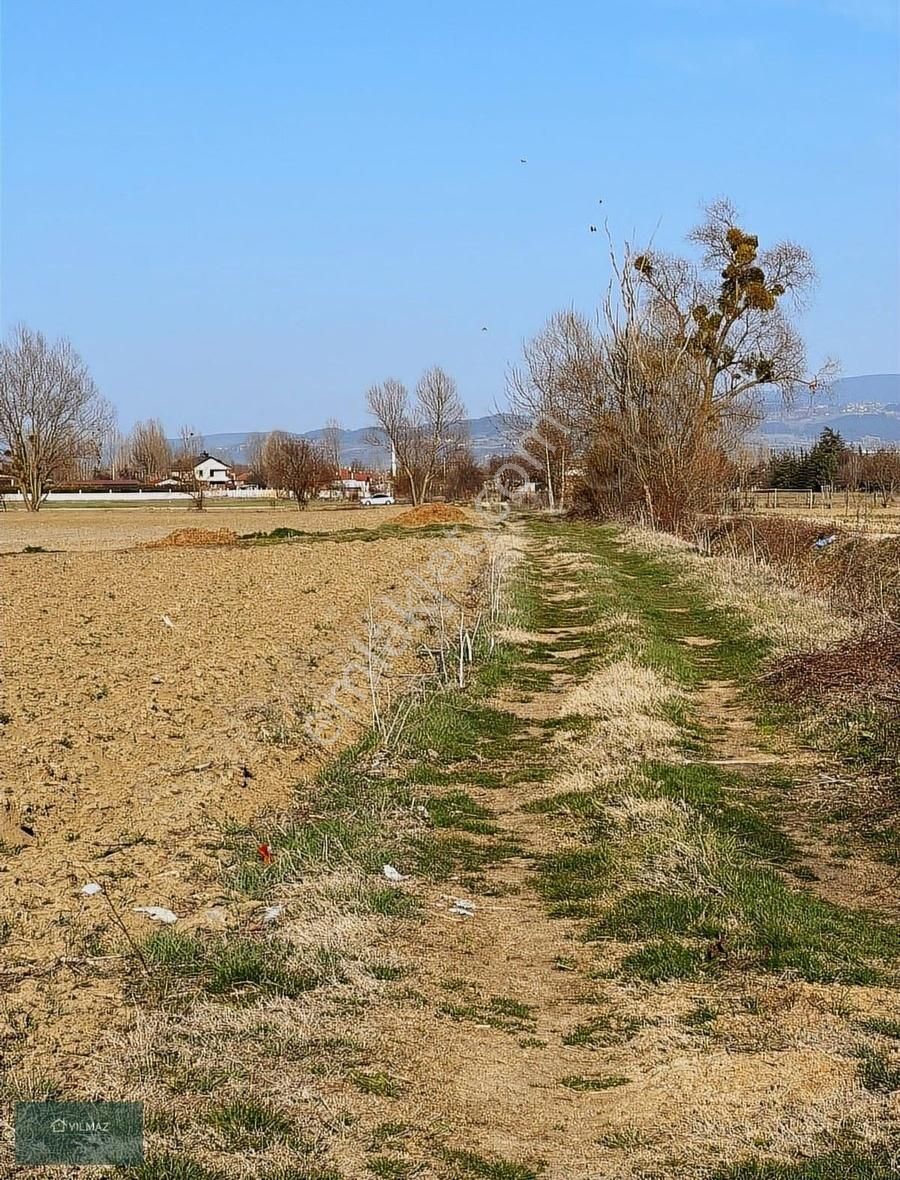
[346,522,900,1180]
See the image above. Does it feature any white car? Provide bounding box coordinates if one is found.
[361,491,395,506]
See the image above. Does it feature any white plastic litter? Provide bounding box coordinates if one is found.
[382,864,405,882]
[134,905,178,924]
[261,905,284,925]
[80,883,103,897]
[450,898,475,917]
[161,614,175,628]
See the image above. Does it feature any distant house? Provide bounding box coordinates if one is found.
[320,467,382,500]
[193,454,233,485]
[158,453,234,488]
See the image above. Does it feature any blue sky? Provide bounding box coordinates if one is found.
[1,0,897,432]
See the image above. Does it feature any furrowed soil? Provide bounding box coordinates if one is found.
[4,517,899,1180]
[0,523,479,1099]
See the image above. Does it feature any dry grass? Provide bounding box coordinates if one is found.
[623,525,857,654]
[560,657,683,775]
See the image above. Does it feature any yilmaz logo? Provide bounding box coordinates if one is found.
[16,1102,143,1165]
[50,1117,111,1133]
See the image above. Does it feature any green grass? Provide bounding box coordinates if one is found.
[860,1016,900,1040]
[441,1147,545,1180]
[631,762,800,864]
[561,1016,640,1047]
[141,931,319,999]
[857,1048,900,1093]
[367,1158,418,1179]
[241,521,477,546]
[532,764,897,985]
[487,996,534,1021]
[425,791,499,835]
[125,1156,228,1180]
[204,1099,298,1149]
[596,860,900,985]
[351,1070,403,1099]
[559,1074,629,1091]
[438,993,537,1036]
[709,1145,900,1179]
[536,845,618,918]
[619,940,703,982]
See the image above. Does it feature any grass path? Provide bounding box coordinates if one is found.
[350,520,900,1179]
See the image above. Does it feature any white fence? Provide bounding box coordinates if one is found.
[1,488,275,504]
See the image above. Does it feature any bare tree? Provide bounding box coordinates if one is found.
[243,433,268,487]
[100,426,131,479]
[174,425,205,510]
[262,431,329,508]
[859,447,900,507]
[128,417,172,482]
[366,367,467,505]
[440,442,485,501]
[505,310,603,508]
[584,202,834,529]
[322,418,343,486]
[0,325,114,510]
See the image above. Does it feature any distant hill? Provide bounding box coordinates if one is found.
[758,374,900,446]
[184,374,900,465]
[190,414,509,468]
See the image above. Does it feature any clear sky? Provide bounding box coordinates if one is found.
[1,0,898,434]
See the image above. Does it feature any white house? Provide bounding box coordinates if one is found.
[193,455,233,485]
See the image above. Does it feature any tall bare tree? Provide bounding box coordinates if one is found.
[0,325,114,510]
[859,447,900,508]
[505,310,603,508]
[588,202,832,529]
[174,425,205,510]
[243,433,268,487]
[128,417,172,481]
[100,426,131,479]
[366,366,466,505]
[262,431,329,508]
[322,418,343,485]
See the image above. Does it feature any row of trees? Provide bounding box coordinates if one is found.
[762,427,900,504]
[1,199,837,527]
[0,324,354,510]
[0,320,486,511]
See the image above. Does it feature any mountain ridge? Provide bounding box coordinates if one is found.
[187,375,900,464]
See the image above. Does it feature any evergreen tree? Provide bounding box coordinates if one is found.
[806,427,846,489]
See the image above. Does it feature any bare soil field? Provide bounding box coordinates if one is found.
[0,526,477,1087]
[743,491,900,536]
[0,503,405,553]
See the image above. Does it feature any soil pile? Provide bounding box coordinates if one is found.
[394,504,469,527]
[143,527,239,548]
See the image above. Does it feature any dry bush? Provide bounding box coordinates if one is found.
[706,516,900,621]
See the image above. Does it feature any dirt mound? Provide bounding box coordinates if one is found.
[143,527,239,549]
[394,504,469,527]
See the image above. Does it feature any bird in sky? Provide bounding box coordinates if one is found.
[519,157,527,164]
[481,326,488,332]
[589,225,598,233]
